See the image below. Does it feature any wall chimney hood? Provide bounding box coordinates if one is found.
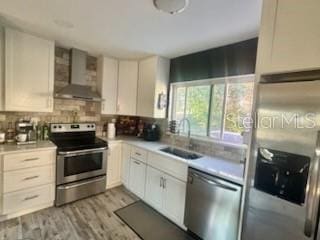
[55,48,103,102]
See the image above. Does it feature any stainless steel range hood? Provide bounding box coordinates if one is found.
[55,48,103,102]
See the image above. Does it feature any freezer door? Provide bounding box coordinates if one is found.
[243,80,320,240]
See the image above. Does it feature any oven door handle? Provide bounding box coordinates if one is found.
[58,147,108,156]
[304,131,320,237]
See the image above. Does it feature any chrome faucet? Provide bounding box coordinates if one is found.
[178,118,191,138]
[178,118,192,149]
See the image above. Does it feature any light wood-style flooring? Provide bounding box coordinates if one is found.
[0,186,141,240]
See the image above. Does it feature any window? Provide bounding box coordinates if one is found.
[170,75,254,145]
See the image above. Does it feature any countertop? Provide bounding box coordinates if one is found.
[100,136,244,185]
[0,141,57,155]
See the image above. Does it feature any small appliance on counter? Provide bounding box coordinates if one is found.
[107,119,116,139]
[5,122,15,143]
[15,120,36,145]
[143,123,160,141]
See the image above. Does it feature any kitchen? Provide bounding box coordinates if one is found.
[0,0,319,240]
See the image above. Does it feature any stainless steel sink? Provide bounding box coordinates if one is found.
[160,147,202,160]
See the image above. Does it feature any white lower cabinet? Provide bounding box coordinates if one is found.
[3,165,54,193]
[106,142,122,189]
[162,173,186,226]
[3,184,54,215]
[119,143,188,228]
[0,149,56,218]
[121,143,131,188]
[145,166,164,211]
[128,158,146,199]
[145,165,186,227]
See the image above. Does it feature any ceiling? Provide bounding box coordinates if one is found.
[0,0,263,59]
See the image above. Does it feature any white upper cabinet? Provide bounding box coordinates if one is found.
[117,60,138,116]
[97,56,119,115]
[257,0,320,74]
[137,56,170,118]
[5,28,54,112]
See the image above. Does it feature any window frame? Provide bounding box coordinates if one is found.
[169,74,255,145]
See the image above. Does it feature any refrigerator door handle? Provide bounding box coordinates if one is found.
[304,131,320,237]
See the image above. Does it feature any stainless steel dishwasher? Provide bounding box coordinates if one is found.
[184,168,242,240]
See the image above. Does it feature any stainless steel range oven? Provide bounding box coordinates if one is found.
[57,147,107,185]
[50,123,108,206]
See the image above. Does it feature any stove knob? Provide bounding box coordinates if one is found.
[53,125,57,129]
[87,125,90,128]
[58,125,62,129]
[91,125,94,128]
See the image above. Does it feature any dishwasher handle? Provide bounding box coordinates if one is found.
[190,172,238,192]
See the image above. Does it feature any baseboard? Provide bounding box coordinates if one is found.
[106,181,122,190]
[0,202,54,222]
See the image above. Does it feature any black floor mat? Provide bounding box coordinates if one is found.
[115,201,196,240]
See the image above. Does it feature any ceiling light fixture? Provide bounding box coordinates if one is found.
[153,0,189,15]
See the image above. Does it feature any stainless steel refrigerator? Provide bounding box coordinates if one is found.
[243,79,320,240]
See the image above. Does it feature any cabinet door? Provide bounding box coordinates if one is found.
[117,61,138,115]
[145,166,164,211]
[258,0,320,74]
[97,56,118,115]
[129,158,146,199]
[137,57,157,117]
[5,28,54,112]
[162,174,187,226]
[271,0,320,73]
[106,143,122,189]
[121,143,131,187]
[137,56,169,118]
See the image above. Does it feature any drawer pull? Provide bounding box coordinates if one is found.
[163,178,167,189]
[23,157,39,162]
[23,195,39,201]
[134,160,141,165]
[135,152,142,156]
[23,175,39,181]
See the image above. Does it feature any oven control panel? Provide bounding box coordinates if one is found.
[51,123,96,133]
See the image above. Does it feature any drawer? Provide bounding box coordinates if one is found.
[148,152,188,182]
[131,146,147,163]
[3,150,55,171]
[3,165,55,193]
[3,184,54,214]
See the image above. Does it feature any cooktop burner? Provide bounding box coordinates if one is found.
[49,123,108,152]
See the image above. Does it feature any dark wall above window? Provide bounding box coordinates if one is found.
[170,38,258,83]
